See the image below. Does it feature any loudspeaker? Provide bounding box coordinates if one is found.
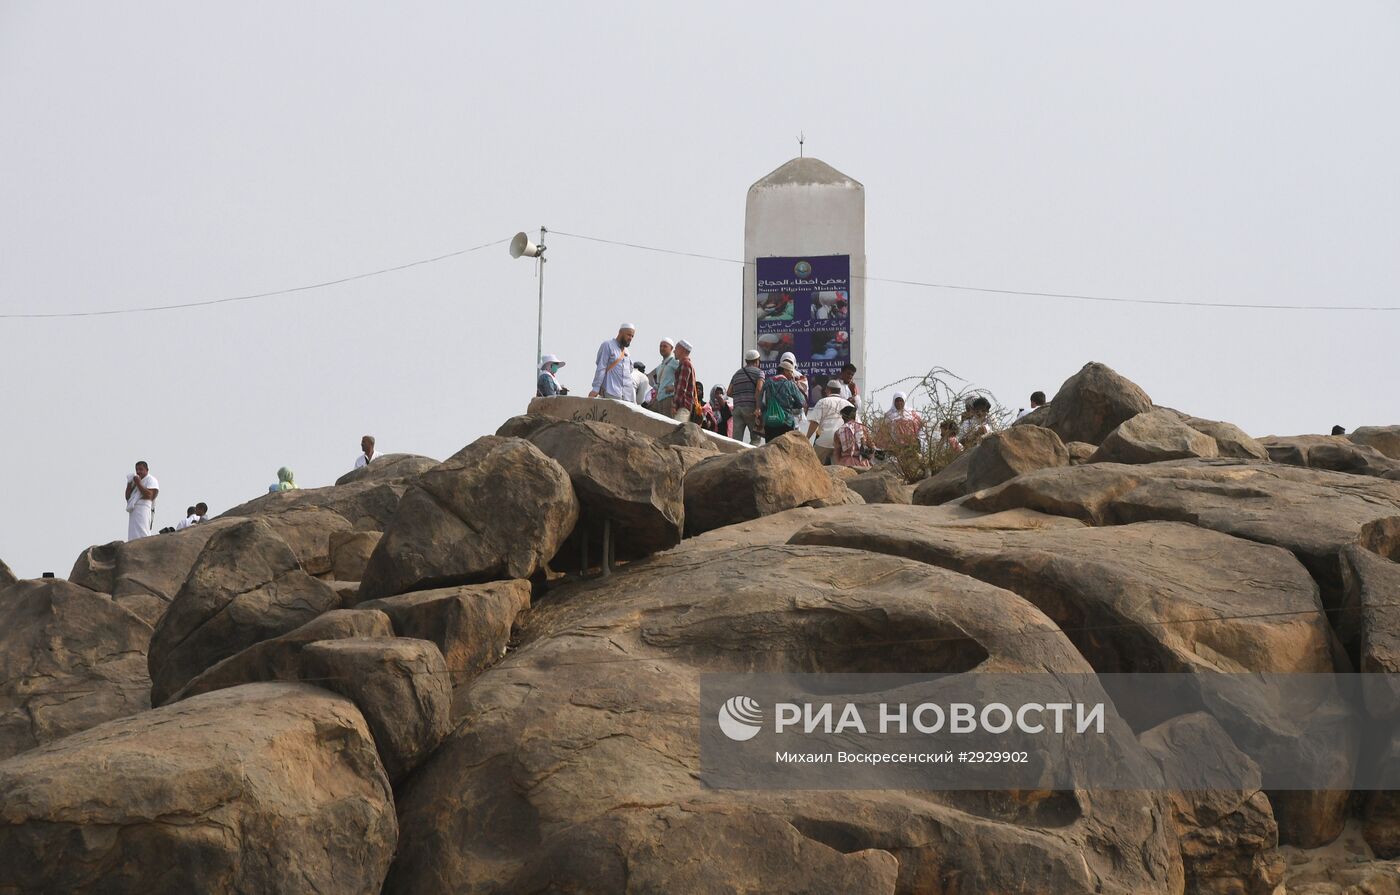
[510,232,544,259]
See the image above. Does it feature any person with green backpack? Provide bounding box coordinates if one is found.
[758,358,806,441]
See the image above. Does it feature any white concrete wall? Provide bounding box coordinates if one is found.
[742,157,866,398]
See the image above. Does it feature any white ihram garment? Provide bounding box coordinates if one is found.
[126,473,158,541]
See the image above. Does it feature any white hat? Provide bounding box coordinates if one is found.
[744,349,761,361]
[779,351,797,365]
[540,354,564,369]
[618,322,636,332]
[676,339,693,352]
[779,359,795,372]
[757,334,780,345]
[893,391,907,402]
[659,337,674,347]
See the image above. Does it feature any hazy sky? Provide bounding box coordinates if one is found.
[2,2,1397,577]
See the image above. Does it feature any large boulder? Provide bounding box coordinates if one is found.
[385,543,1182,894]
[1183,416,1270,460]
[1090,409,1220,465]
[1352,426,1400,461]
[329,530,383,582]
[0,683,396,894]
[302,638,453,784]
[523,419,685,559]
[358,579,530,713]
[221,478,411,531]
[1065,441,1097,464]
[525,394,749,454]
[0,559,14,588]
[962,459,1400,651]
[789,507,1351,845]
[845,467,912,504]
[681,432,848,535]
[911,448,974,505]
[147,518,340,704]
[1345,545,1400,720]
[964,424,1069,492]
[1364,736,1400,859]
[358,437,579,602]
[171,608,394,701]
[790,509,1334,679]
[1034,361,1154,445]
[0,579,152,762]
[1139,713,1283,895]
[1261,434,1400,478]
[334,452,439,486]
[258,505,353,576]
[68,517,242,625]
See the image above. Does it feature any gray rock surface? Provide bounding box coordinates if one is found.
[1035,361,1154,445]
[147,518,340,704]
[302,637,453,784]
[384,544,1182,894]
[1090,409,1220,465]
[358,579,530,714]
[681,432,850,535]
[0,579,152,762]
[171,608,394,701]
[1139,713,1283,895]
[964,424,1069,492]
[358,437,578,602]
[0,683,396,895]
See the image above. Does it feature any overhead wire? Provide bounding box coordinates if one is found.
[549,230,1400,312]
[4,229,1398,319]
[0,237,510,319]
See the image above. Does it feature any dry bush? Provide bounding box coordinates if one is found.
[861,367,1012,483]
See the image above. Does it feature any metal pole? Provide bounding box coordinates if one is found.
[536,226,547,375]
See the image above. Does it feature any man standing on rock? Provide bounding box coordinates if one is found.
[728,349,765,445]
[355,435,377,469]
[124,460,159,541]
[807,380,852,463]
[837,363,861,409]
[670,340,697,422]
[589,323,636,402]
[650,337,679,415]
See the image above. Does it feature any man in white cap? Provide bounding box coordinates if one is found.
[806,380,852,463]
[727,349,766,445]
[670,339,697,422]
[537,354,567,397]
[650,337,679,415]
[589,324,636,402]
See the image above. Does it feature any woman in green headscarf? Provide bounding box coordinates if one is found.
[269,467,298,492]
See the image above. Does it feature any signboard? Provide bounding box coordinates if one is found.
[754,254,851,405]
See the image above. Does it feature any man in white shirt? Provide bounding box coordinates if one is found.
[806,381,852,464]
[631,362,651,405]
[589,324,637,402]
[174,506,197,530]
[124,460,159,541]
[355,435,377,469]
[1014,391,1047,420]
[837,363,862,410]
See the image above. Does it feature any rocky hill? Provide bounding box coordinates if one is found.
[1,362,1398,894]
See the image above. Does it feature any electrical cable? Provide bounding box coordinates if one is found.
[0,238,510,319]
[549,230,1400,312]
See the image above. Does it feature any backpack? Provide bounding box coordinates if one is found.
[762,378,796,429]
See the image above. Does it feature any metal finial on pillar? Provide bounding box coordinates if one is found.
[798,132,804,158]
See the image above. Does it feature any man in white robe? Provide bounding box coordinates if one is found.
[125,460,159,541]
